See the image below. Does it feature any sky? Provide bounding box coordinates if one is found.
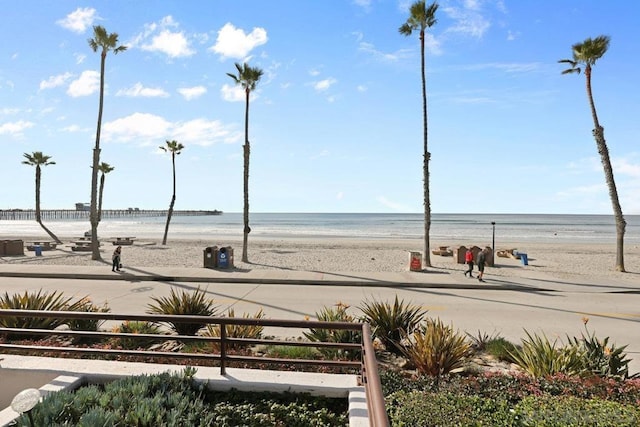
[1,1,639,215]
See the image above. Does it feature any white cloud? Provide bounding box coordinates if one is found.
[178,86,207,100]
[308,69,321,77]
[211,23,268,59]
[0,120,34,136]
[221,84,245,102]
[130,16,195,58]
[358,41,415,62]
[57,7,97,33]
[74,53,86,64]
[102,112,240,146]
[67,70,99,97]
[357,85,367,92]
[40,72,74,90]
[142,30,195,58]
[376,196,410,211]
[313,78,337,92]
[61,124,84,132]
[116,83,169,98]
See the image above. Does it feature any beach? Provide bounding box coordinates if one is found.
[3,235,639,286]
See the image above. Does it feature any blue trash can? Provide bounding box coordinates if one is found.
[217,247,229,269]
[520,253,528,266]
[34,245,43,257]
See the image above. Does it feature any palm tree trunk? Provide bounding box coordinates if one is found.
[242,89,251,263]
[98,174,105,223]
[586,67,625,272]
[90,51,107,261]
[162,196,175,245]
[420,29,432,268]
[34,166,62,244]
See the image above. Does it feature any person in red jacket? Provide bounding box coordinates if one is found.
[464,247,474,278]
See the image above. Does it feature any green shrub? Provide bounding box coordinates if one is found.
[514,394,640,426]
[303,302,361,360]
[264,344,320,360]
[65,298,111,332]
[112,320,163,350]
[402,318,472,380]
[146,286,218,335]
[509,330,586,377]
[202,308,265,350]
[359,295,426,355]
[484,336,520,362]
[466,329,499,351]
[567,320,635,380]
[14,369,347,426]
[0,289,88,335]
[387,390,516,426]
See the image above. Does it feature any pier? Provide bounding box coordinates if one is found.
[0,209,222,221]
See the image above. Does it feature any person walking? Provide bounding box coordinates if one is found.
[464,247,474,278]
[477,248,487,282]
[112,246,122,272]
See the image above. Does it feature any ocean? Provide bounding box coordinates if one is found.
[1,213,638,244]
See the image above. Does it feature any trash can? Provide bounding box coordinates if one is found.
[217,247,234,269]
[203,246,218,269]
[34,245,43,257]
[409,251,422,272]
[520,253,528,266]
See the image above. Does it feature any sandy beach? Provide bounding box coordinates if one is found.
[3,236,639,286]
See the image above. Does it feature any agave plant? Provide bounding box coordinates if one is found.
[359,295,426,355]
[0,289,88,332]
[146,287,218,336]
[508,330,586,377]
[112,320,163,350]
[203,308,265,350]
[303,302,362,360]
[65,298,111,332]
[402,318,472,381]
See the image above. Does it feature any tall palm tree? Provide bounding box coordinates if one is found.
[88,25,127,261]
[22,152,62,244]
[227,62,263,263]
[399,0,438,269]
[97,162,114,222]
[159,140,184,245]
[559,35,626,272]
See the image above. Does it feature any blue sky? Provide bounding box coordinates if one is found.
[1,1,638,214]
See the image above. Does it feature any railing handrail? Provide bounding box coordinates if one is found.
[0,308,389,427]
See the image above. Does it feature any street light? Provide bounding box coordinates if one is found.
[491,221,496,264]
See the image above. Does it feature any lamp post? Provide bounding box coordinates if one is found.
[491,221,496,265]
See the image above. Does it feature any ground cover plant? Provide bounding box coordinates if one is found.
[12,369,348,426]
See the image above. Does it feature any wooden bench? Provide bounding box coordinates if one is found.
[112,237,136,246]
[26,241,57,251]
[71,241,96,252]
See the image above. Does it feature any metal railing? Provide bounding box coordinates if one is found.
[0,309,389,427]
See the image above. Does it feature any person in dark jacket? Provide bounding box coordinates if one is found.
[477,248,487,282]
[112,246,122,272]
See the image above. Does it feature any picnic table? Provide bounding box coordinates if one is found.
[26,241,57,251]
[71,240,100,252]
[111,237,136,246]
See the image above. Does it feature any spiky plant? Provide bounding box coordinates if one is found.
[0,289,87,332]
[402,318,472,383]
[203,308,265,350]
[508,330,586,377]
[146,287,218,335]
[111,320,163,350]
[303,302,361,360]
[359,295,427,354]
[65,298,111,332]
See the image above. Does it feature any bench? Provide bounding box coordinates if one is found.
[71,241,96,252]
[26,241,57,251]
[112,237,136,246]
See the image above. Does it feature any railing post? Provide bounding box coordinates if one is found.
[220,321,227,375]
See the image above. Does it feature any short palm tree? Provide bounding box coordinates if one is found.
[227,62,264,263]
[88,25,127,261]
[159,140,184,245]
[559,35,626,272]
[22,152,62,244]
[399,0,438,268]
[97,162,114,222]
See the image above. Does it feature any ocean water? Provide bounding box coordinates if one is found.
[1,213,638,244]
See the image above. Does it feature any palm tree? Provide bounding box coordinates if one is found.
[559,35,626,272]
[159,140,184,245]
[22,152,62,244]
[87,25,127,261]
[227,62,264,263]
[97,162,114,222]
[399,0,438,269]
